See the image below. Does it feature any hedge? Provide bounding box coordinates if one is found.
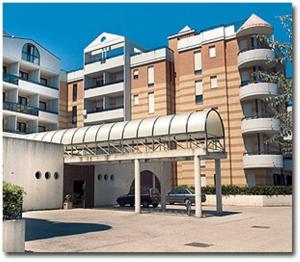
[175,185,292,195]
[3,182,25,220]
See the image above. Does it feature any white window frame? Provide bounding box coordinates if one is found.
[147,66,154,86]
[195,80,203,105]
[210,76,218,88]
[133,94,139,105]
[133,69,139,80]
[194,51,202,74]
[209,46,216,58]
[148,92,154,113]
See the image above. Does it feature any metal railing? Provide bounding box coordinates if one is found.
[38,107,58,114]
[238,46,273,55]
[85,79,124,90]
[19,77,58,90]
[3,101,39,116]
[87,105,123,114]
[3,73,19,85]
[241,113,274,121]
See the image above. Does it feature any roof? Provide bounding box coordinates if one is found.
[25,109,224,146]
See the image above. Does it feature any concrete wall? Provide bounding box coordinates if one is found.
[3,220,25,253]
[94,161,173,206]
[3,136,64,211]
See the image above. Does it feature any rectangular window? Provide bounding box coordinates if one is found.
[3,66,7,73]
[194,51,202,74]
[18,96,27,106]
[148,92,154,113]
[19,71,29,81]
[133,69,139,80]
[38,126,46,132]
[210,76,218,88]
[72,106,77,124]
[133,94,139,105]
[73,84,78,102]
[40,77,48,86]
[17,122,27,133]
[209,46,216,58]
[39,101,47,111]
[195,80,203,105]
[147,66,154,87]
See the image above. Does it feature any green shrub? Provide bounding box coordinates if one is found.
[3,182,25,220]
[175,184,292,195]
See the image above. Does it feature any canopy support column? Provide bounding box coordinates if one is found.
[215,159,223,214]
[194,155,202,218]
[134,159,141,214]
[160,162,166,211]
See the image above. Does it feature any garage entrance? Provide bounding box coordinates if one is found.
[130,170,161,194]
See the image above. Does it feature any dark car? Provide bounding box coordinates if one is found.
[117,188,160,208]
[166,188,206,205]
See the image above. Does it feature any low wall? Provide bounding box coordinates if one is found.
[205,194,292,207]
[3,220,25,253]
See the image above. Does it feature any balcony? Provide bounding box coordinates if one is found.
[237,48,275,69]
[85,80,124,99]
[243,153,283,169]
[3,101,38,116]
[84,106,124,124]
[3,73,19,85]
[18,79,58,98]
[240,82,278,101]
[283,159,293,172]
[38,108,58,124]
[241,116,280,134]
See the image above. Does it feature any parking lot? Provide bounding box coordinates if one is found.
[23,205,292,253]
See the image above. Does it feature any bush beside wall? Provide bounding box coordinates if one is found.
[176,185,292,195]
[3,182,25,220]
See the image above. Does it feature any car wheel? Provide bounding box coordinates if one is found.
[119,203,125,207]
[142,201,149,208]
[152,203,158,208]
[184,199,191,206]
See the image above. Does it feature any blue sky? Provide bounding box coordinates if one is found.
[3,3,292,71]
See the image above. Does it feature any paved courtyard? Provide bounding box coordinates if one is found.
[23,205,292,253]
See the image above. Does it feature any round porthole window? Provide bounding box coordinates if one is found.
[98,174,102,180]
[35,171,42,179]
[100,36,106,42]
[45,172,51,180]
[110,174,114,181]
[54,172,59,179]
[104,174,108,180]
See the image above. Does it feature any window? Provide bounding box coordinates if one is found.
[104,174,108,180]
[133,94,139,105]
[22,43,40,64]
[38,126,46,132]
[19,71,29,81]
[40,77,48,86]
[54,172,59,179]
[133,69,139,80]
[209,46,216,58]
[39,101,47,111]
[194,51,202,74]
[45,172,51,180]
[18,96,28,106]
[72,106,77,124]
[147,66,154,87]
[17,122,26,133]
[3,66,7,73]
[195,80,203,105]
[98,174,102,180]
[73,84,78,101]
[148,92,154,113]
[35,171,42,179]
[210,76,218,88]
[110,175,114,181]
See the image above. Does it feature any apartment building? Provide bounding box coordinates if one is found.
[129,14,291,187]
[2,32,63,133]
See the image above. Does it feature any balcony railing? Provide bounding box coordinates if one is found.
[3,101,39,116]
[21,51,40,65]
[19,77,58,90]
[85,79,124,90]
[240,79,269,87]
[38,107,58,114]
[242,113,274,121]
[85,49,124,65]
[3,73,19,85]
[87,105,123,114]
[238,45,272,55]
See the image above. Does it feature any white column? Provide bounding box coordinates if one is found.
[160,162,166,211]
[215,159,223,214]
[194,155,202,218]
[134,159,141,214]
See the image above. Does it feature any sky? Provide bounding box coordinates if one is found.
[3,2,292,71]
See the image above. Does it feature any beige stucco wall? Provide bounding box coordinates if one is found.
[3,136,64,211]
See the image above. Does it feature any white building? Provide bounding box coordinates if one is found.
[83,32,143,125]
[3,32,61,133]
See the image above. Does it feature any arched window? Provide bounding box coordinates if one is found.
[22,43,40,65]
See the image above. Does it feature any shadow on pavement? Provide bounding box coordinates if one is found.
[25,218,112,241]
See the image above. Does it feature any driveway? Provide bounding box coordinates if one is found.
[23,205,292,253]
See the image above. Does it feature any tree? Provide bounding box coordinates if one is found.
[255,14,292,155]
